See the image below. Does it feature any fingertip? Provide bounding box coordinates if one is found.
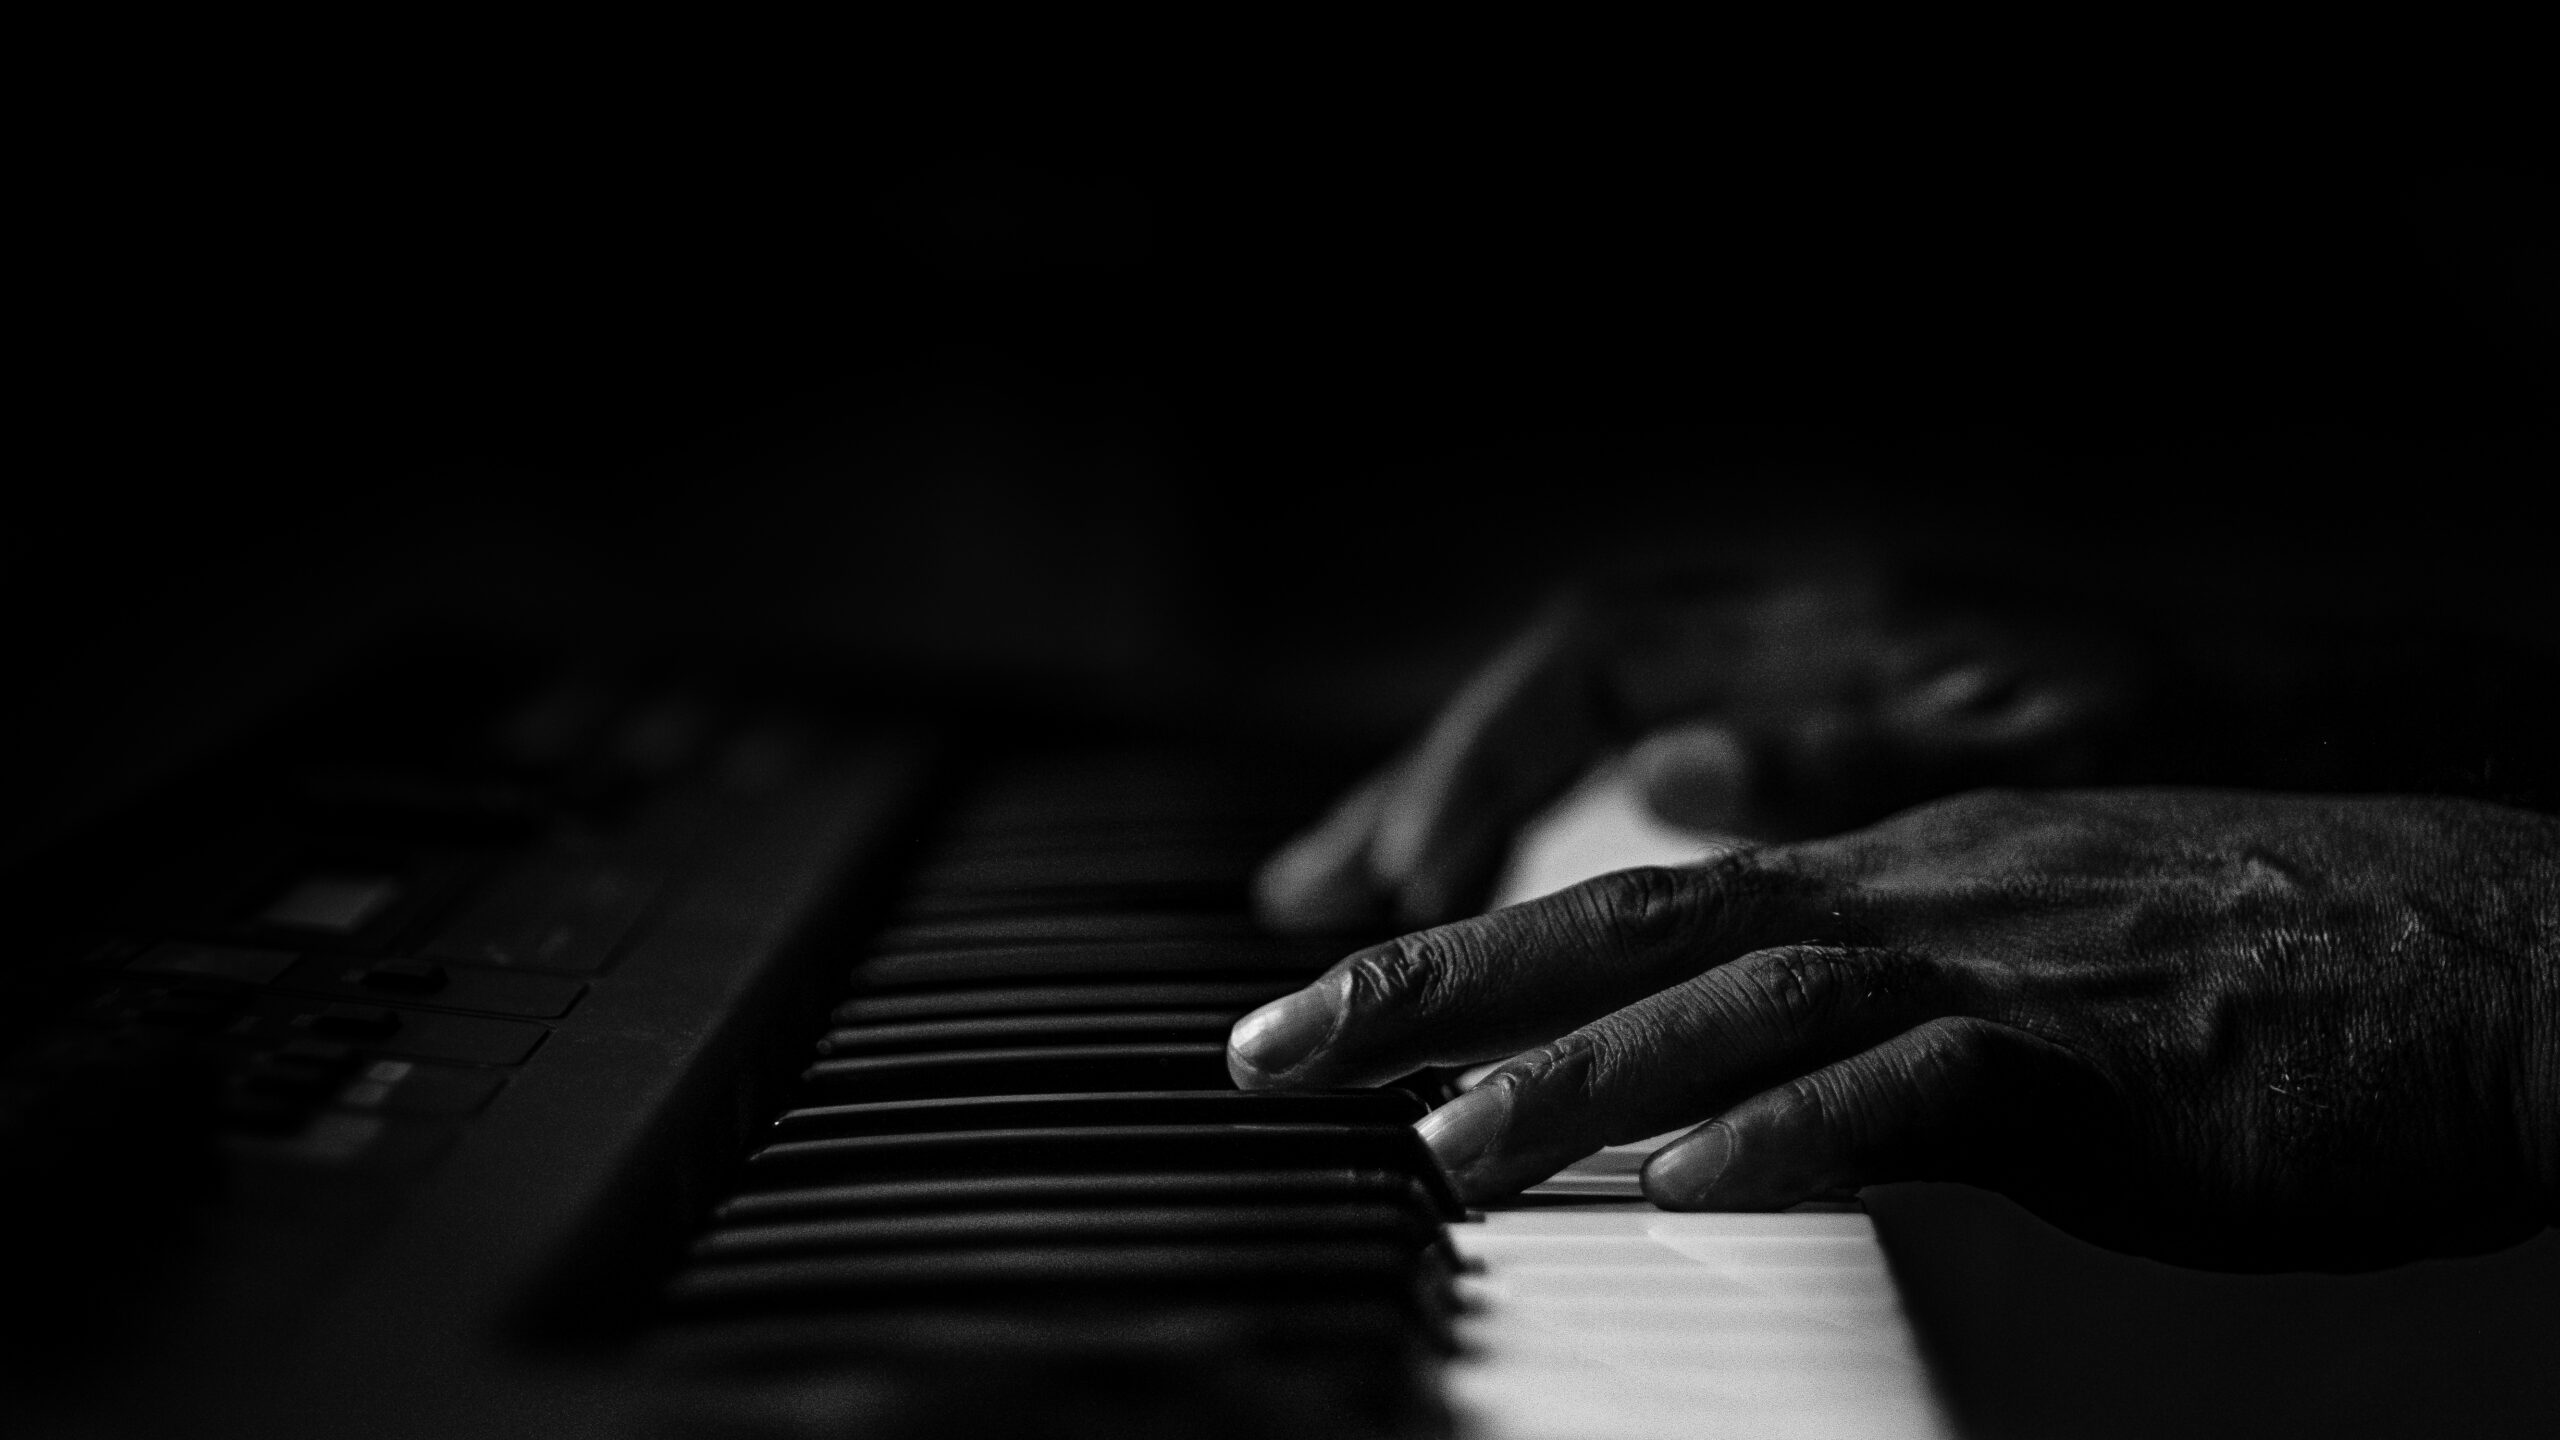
[1223,974,1349,1087]
[1253,833,1384,932]
[1641,1121,1740,1209]
[1628,722,1753,831]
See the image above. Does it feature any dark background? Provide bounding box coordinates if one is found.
[15,56,2555,902]
[9,53,2558,1438]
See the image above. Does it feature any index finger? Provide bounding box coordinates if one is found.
[1227,853,1843,1090]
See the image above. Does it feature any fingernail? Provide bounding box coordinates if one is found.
[1643,1122,1734,1202]
[1415,1087,1510,1176]
[1227,982,1342,1080]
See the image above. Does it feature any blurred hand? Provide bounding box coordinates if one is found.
[1231,789,2560,1270]
[1256,566,2145,932]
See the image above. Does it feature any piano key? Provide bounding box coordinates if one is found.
[645,1299,1428,1368]
[797,1044,1235,1101]
[712,1168,1451,1226]
[768,1090,1428,1143]
[662,1241,1447,1318]
[871,912,1276,951]
[913,818,1282,860]
[742,1124,1460,1214]
[690,1201,1449,1263]
[856,938,1337,988]
[907,844,1258,896]
[893,884,1245,923]
[813,1009,1241,1054]
[830,977,1295,1023]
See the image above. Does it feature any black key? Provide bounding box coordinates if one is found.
[712,1169,1451,1226]
[769,1090,1427,1144]
[644,1298,1427,1369]
[742,1124,1460,1216]
[663,1241,1441,1315]
[871,913,1271,952]
[893,885,1245,922]
[814,1010,1240,1055]
[916,818,1280,860]
[691,1202,1445,1262]
[796,1044,1233,1101]
[831,977,1296,1024]
[857,939,1336,989]
[908,845,1257,896]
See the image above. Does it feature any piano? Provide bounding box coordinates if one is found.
[0,637,1956,1439]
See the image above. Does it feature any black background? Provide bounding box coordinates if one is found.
[17,52,2556,871]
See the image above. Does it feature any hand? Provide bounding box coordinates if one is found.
[1229,788,2560,1270]
[1256,564,2146,932]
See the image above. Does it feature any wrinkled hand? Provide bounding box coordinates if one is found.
[1256,566,2144,932]
[1231,789,2560,1269]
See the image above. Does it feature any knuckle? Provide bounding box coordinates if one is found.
[1732,943,1899,1032]
[1505,1023,1643,1112]
[1574,864,1699,952]
[1344,930,1460,1023]
[1775,1070,1843,1134]
[1898,1016,1991,1089]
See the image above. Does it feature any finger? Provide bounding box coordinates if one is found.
[1639,1015,2096,1210]
[1227,854,1835,1090]
[1369,604,1620,926]
[1627,720,1756,831]
[1253,765,1401,931]
[1407,943,1961,1201]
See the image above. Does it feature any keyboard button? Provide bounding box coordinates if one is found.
[274,957,584,1018]
[257,875,403,935]
[127,942,298,987]
[424,849,662,975]
[333,1059,505,1117]
[356,959,448,994]
[232,997,547,1065]
[311,1003,402,1039]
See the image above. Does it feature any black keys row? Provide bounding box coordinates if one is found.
[650,748,1452,1422]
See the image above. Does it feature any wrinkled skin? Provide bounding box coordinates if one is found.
[1233,788,2560,1270]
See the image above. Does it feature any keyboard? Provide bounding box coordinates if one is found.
[1,645,1948,1439]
